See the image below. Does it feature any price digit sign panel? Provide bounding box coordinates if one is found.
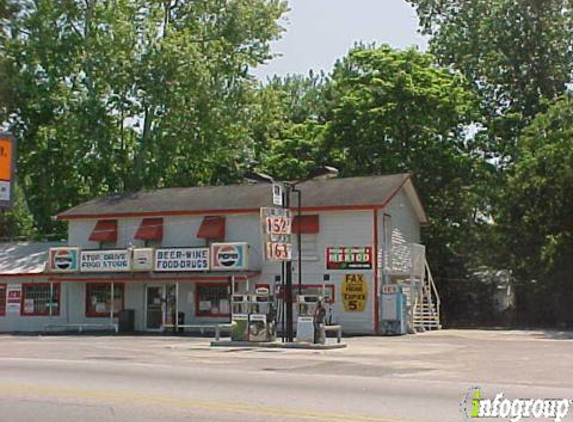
[0,133,16,209]
[261,207,292,261]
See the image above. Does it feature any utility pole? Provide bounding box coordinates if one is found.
[284,185,294,342]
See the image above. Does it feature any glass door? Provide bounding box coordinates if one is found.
[145,286,164,331]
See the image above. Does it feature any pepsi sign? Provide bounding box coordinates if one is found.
[210,243,248,271]
[49,247,80,272]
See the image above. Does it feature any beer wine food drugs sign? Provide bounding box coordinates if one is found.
[154,248,209,271]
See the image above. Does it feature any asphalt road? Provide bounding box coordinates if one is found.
[0,330,572,422]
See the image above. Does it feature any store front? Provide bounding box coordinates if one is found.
[46,241,257,332]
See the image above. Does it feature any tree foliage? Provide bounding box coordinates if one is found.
[501,95,573,280]
[407,0,573,159]
[324,45,491,281]
[1,0,286,236]
[259,46,490,286]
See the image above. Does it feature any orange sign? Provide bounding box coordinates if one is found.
[0,137,12,181]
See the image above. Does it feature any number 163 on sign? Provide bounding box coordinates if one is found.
[266,242,292,261]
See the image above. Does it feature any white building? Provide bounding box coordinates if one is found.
[0,174,440,334]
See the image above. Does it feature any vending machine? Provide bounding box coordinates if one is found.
[380,285,408,335]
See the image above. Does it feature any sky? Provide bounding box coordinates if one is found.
[252,0,428,80]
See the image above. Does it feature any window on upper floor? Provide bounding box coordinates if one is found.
[89,220,118,248]
[134,218,163,247]
[292,215,320,260]
[197,216,225,244]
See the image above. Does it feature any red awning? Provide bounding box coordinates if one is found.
[89,220,118,242]
[134,217,163,241]
[292,215,320,234]
[197,216,225,241]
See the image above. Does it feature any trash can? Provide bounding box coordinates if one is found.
[118,309,135,333]
[176,311,185,333]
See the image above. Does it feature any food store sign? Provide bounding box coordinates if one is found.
[80,250,131,272]
[154,248,209,272]
[326,246,373,270]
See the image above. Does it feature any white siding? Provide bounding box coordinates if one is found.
[261,210,376,334]
[384,190,421,244]
[9,187,423,334]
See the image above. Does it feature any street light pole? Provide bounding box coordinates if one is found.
[293,187,302,295]
[284,186,294,342]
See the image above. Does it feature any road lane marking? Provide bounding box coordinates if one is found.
[0,383,437,422]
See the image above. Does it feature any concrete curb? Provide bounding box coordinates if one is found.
[210,340,347,349]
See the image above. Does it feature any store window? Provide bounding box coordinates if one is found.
[195,283,230,317]
[294,234,319,259]
[278,284,335,303]
[0,284,6,316]
[21,283,60,316]
[86,283,124,317]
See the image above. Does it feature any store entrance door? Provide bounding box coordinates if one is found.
[145,285,164,331]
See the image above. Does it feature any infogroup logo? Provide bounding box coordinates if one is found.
[461,387,571,422]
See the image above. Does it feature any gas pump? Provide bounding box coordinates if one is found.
[231,294,249,341]
[231,286,276,342]
[295,295,326,343]
[380,285,407,335]
[247,287,276,342]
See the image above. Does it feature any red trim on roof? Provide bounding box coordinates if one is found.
[56,205,387,221]
[0,273,47,278]
[197,216,225,241]
[48,272,261,283]
[292,215,320,234]
[378,174,411,210]
[89,220,118,242]
[134,218,163,241]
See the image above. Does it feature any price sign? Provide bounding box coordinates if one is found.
[261,207,292,261]
[265,216,291,235]
[266,242,292,261]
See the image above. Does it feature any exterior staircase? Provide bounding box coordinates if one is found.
[412,260,441,332]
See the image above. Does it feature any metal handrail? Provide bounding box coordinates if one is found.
[425,260,441,327]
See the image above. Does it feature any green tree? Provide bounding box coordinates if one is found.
[324,46,488,273]
[407,0,573,160]
[1,0,287,236]
[260,45,491,292]
[253,72,330,179]
[502,95,573,280]
[499,95,573,324]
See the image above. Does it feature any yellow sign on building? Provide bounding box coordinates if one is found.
[341,274,368,312]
